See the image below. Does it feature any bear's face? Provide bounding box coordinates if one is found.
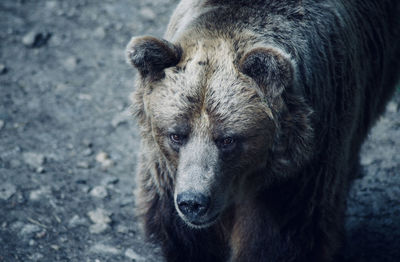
[147,63,275,228]
[127,36,312,228]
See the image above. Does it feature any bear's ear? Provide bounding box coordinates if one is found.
[239,47,294,99]
[126,36,182,78]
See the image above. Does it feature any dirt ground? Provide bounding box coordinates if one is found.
[0,1,399,261]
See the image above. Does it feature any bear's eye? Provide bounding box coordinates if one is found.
[222,137,234,146]
[170,134,185,144]
[217,137,235,149]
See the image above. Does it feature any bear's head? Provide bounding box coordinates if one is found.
[126,35,313,228]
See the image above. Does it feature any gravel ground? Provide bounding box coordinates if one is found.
[0,1,399,261]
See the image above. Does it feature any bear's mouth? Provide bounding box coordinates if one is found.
[184,213,220,229]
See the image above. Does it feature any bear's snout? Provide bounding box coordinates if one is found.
[176,192,210,219]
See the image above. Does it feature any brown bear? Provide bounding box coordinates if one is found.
[126,0,400,261]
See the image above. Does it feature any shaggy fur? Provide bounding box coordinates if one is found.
[126,0,400,261]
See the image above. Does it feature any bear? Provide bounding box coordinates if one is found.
[125,0,400,261]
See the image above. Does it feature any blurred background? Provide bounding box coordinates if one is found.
[0,0,399,261]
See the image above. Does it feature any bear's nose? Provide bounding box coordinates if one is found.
[176,192,210,219]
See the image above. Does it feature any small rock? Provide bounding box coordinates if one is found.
[55,83,68,91]
[101,176,119,185]
[116,225,129,234]
[94,27,106,39]
[89,223,109,234]
[29,239,36,246]
[82,139,93,147]
[140,7,156,20]
[20,224,41,237]
[0,64,7,74]
[68,215,87,228]
[29,253,44,261]
[35,230,46,239]
[0,119,4,130]
[51,245,60,251]
[22,31,51,48]
[78,93,92,100]
[64,56,79,71]
[82,148,93,156]
[49,34,62,46]
[88,208,112,233]
[386,101,398,113]
[23,152,45,169]
[96,151,114,168]
[125,248,144,261]
[77,161,90,169]
[88,208,112,225]
[360,153,374,166]
[0,183,16,200]
[81,185,90,193]
[90,186,108,198]
[56,9,65,16]
[36,166,45,173]
[29,187,50,201]
[90,243,120,255]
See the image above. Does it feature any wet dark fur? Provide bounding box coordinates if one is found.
[127,0,400,261]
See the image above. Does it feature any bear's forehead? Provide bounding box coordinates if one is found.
[149,60,270,135]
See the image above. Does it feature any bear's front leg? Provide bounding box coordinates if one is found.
[228,194,341,262]
[229,198,301,262]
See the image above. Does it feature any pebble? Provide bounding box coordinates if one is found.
[125,248,144,261]
[360,153,375,166]
[20,224,41,237]
[64,56,79,71]
[94,27,106,39]
[386,101,398,113]
[90,243,120,255]
[88,208,111,224]
[0,182,16,200]
[29,187,50,201]
[0,64,7,74]
[0,119,4,130]
[82,148,93,156]
[89,186,108,198]
[23,152,45,170]
[89,223,109,234]
[96,151,114,168]
[101,176,119,185]
[87,208,112,233]
[140,7,156,20]
[78,93,92,100]
[35,230,46,239]
[55,83,69,91]
[36,166,45,173]
[29,253,44,261]
[77,161,91,169]
[22,31,51,48]
[82,139,93,147]
[68,215,87,228]
[116,225,129,234]
[51,245,60,251]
